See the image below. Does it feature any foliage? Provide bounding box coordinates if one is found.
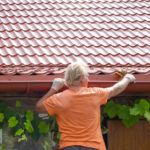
[104,101,120,118]
[24,120,34,133]
[0,101,60,145]
[0,113,4,122]
[8,116,18,128]
[18,134,28,143]
[130,99,149,116]
[144,111,150,123]
[15,128,24,136]
[0,98,150,147]
[16,101,21,108]
[104,98,150,128]
[26,110,34,121]
[38,121,49,134]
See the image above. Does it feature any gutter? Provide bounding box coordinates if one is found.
[0,75,149,94]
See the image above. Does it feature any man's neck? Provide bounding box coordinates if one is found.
[69,85,87,90]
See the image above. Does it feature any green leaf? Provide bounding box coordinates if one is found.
[26,110,34,121]
[38,121,49,134]
[118,105,130,120]
[122,116,139,128]
[18,134,28,143]
[56,132,60,140]
[144,111,150,123]
[129,104,144,116]
[130,99,150,116]
[0,113,4,122]
[24,120,34,133]
[16,101,21,108]
[139,99,149,112]
[15,128,24,136]
[104,101,120,118]
[8,116,18,128]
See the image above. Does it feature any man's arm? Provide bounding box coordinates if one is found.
[107,74,135,99]
[35,88,57,113]
[35,78,65,113]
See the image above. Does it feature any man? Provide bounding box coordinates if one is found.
[35,62,135,150]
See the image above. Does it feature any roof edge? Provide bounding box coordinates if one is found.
[0,75,149,93]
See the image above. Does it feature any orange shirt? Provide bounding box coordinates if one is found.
[43,87,110,150]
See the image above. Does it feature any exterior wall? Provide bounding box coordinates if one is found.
[0,96,57,150]
[108,120,150,150]
[0,96,39,110]
[1,95,150,150]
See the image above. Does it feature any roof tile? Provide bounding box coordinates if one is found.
[0,48,10,56]
[0,0,150,75]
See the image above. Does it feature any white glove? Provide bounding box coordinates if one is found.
[38,113,49,120]
[124,74,135,83]
[51,78,65,91]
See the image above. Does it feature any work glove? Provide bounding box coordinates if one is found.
[116,69,135,83]
[51,78,65,91]
[124,74,136,83]
[38,113,49,120]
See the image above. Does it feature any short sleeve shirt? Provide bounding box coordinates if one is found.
[43,87,110,150]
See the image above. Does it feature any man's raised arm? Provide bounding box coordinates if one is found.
[107,74,135,99]
[35,78,64,113]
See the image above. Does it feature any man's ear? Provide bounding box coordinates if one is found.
[79,75,84,83]
[80,75,88,87]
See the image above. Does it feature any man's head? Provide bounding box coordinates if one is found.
[64,62,89,87]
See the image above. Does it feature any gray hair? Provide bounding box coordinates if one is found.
[64,62,89,87]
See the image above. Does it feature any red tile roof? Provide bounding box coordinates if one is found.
[0,0,150,75]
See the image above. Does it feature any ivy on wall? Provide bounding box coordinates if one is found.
[0,98,150,147]
[0,101,59,145]
[103,98,150,128]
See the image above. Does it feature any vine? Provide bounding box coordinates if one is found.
[0,98,150,148]
[103,98,150,128]
[0,101,59,147]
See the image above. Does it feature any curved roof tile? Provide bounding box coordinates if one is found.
[0,0,150,75]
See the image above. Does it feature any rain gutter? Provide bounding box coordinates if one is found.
[0,75,149,94]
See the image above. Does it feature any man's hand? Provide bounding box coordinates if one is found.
[124,74,135,83]
[116,68,135,83]
[51,78,65,91]
[108,73,136,99]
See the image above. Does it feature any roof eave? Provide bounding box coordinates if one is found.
[0,75,149,95]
